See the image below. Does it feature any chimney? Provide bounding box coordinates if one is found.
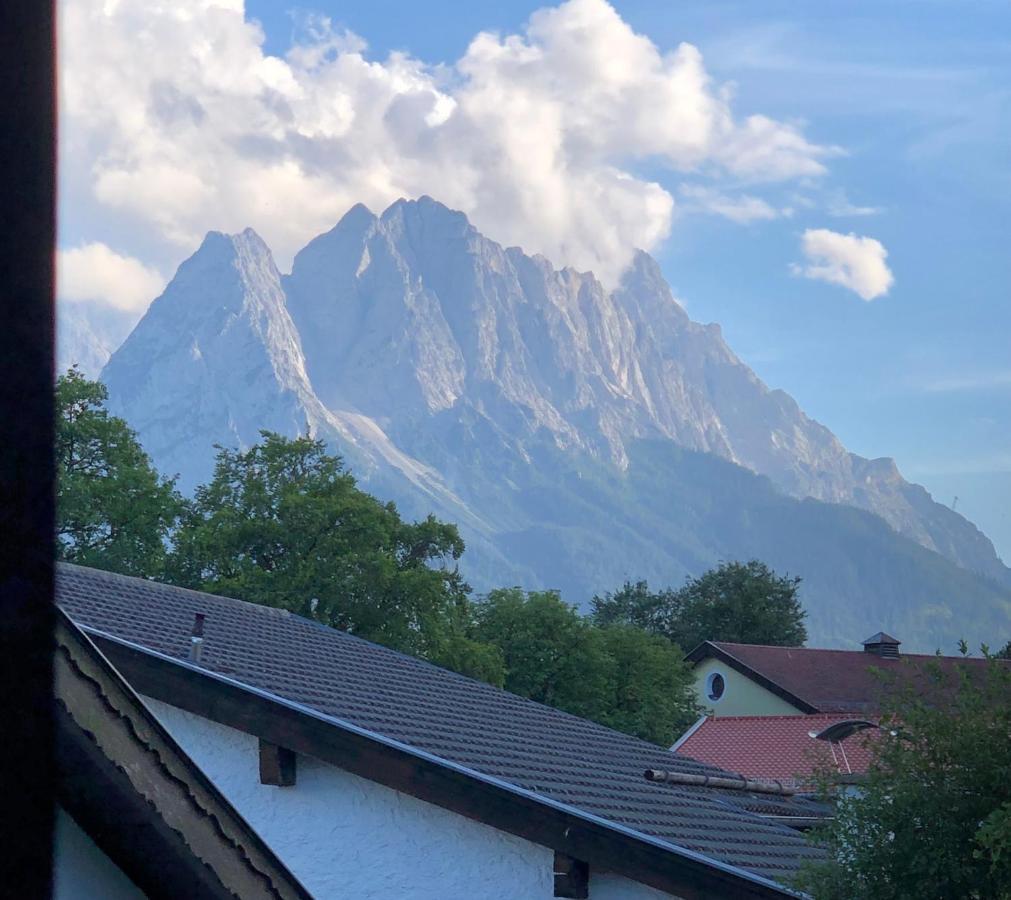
[189,613,206,663]
[862,632,900,659]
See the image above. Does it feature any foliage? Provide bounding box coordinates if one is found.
[797,651,1011,899]
[470,588,698,745]
[55,368,182,576]
[167,432,482,668]
[470,588,611,719]
[592,624,700,745]
[592,560,807,650]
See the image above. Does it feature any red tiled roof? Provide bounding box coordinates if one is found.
[675,715,879,785]
[692,641,1000,714]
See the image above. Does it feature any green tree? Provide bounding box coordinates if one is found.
[470,589,698,744]
[593,624,699,745]
[470,588,610,720]
[56,368,181,576]
[798,652,1011,899]
[593,560,807,650]
[168,432,487,669]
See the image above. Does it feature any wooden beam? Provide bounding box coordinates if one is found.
[259,739,297,786]
[553,851,589,899]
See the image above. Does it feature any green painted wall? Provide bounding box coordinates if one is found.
[692,658,804,717]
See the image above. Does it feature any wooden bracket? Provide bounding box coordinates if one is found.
[258,739,296,787]
[554,851,589,898]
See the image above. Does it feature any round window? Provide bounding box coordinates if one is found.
[706,672,726,702]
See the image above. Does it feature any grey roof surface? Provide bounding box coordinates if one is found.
[57,563,825,885]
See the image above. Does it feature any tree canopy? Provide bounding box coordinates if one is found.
[592,560,807,650]
[55,368,181,576]
[798,651,1011,899]
[470,588,698,745]
[167,432,478,667]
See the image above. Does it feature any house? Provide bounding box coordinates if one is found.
[685,633,996,717]
[52,605,311,899]
[57,563,827,899]
[678,634,1002,785]
[671,715,877,789]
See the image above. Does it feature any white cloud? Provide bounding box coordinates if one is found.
[826,189,882,218]
[679,184,785,223]
[792,228,894,300]
[57,243,166,312]
[59,0,837,286]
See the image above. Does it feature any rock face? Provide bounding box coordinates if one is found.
[102,197,1011,648]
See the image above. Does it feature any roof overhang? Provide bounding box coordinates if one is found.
[78,622,806,900]
[685,642,820,714]
[54,611,311,900]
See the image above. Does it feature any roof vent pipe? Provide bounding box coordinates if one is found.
[862,632,901,658]
[189,613,206,663]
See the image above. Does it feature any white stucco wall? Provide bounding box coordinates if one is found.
[144,697,677,900]
[52,808,146,900]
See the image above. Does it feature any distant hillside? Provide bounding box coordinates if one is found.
[100,197,1011,651]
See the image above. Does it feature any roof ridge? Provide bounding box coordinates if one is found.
[56,563,712,764]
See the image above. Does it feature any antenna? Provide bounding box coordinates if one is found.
[951,496,959,512]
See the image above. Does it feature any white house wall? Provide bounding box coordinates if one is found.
[144,697,679,900]
[52,808,146,900]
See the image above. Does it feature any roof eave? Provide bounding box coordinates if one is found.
[75,621,807,900]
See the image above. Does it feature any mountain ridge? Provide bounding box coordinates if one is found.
[99,197,1011,649]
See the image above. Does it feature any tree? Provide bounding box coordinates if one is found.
[593,560,807,650]
[798,652,1011,899]
[470,588,610,720]
[470,589,698,744]
[168,432,484,668]
[593,624,700,746]
[55,368,182,576]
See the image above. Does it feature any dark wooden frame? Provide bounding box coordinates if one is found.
[89,630,802,900]
[0,0,57,895]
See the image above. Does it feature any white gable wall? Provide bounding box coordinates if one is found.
[144,698,678,900]
[53,809,146,900]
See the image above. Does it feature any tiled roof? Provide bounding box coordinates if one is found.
[57,564,825,887]
[698,641,999,714]
[674,715,878,786]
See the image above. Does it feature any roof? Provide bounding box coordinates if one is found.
[687,640,1002,714]
[673,716,878,787]
[54,607,311,900]
[56,564,824,897]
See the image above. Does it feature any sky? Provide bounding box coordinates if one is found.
[57,0,1011,558]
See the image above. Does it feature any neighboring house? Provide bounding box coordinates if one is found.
[52,607,310,900]
[685,633,995,717]
[678,633,1002,787]
[57,563,827,900]
[672,715,878,789]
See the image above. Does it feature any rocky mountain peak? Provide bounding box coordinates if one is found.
[100,199,1011,637]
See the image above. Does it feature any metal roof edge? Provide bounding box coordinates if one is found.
[670,715,708,753]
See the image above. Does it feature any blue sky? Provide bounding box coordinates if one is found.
[58,0,1011,556]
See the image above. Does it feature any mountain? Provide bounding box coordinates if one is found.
[57,303,134,378]
[101,198,1011,651]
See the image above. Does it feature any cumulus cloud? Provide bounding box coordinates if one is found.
[792,228,894,300]
[57,243,166,311]
[60,0,837,287]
